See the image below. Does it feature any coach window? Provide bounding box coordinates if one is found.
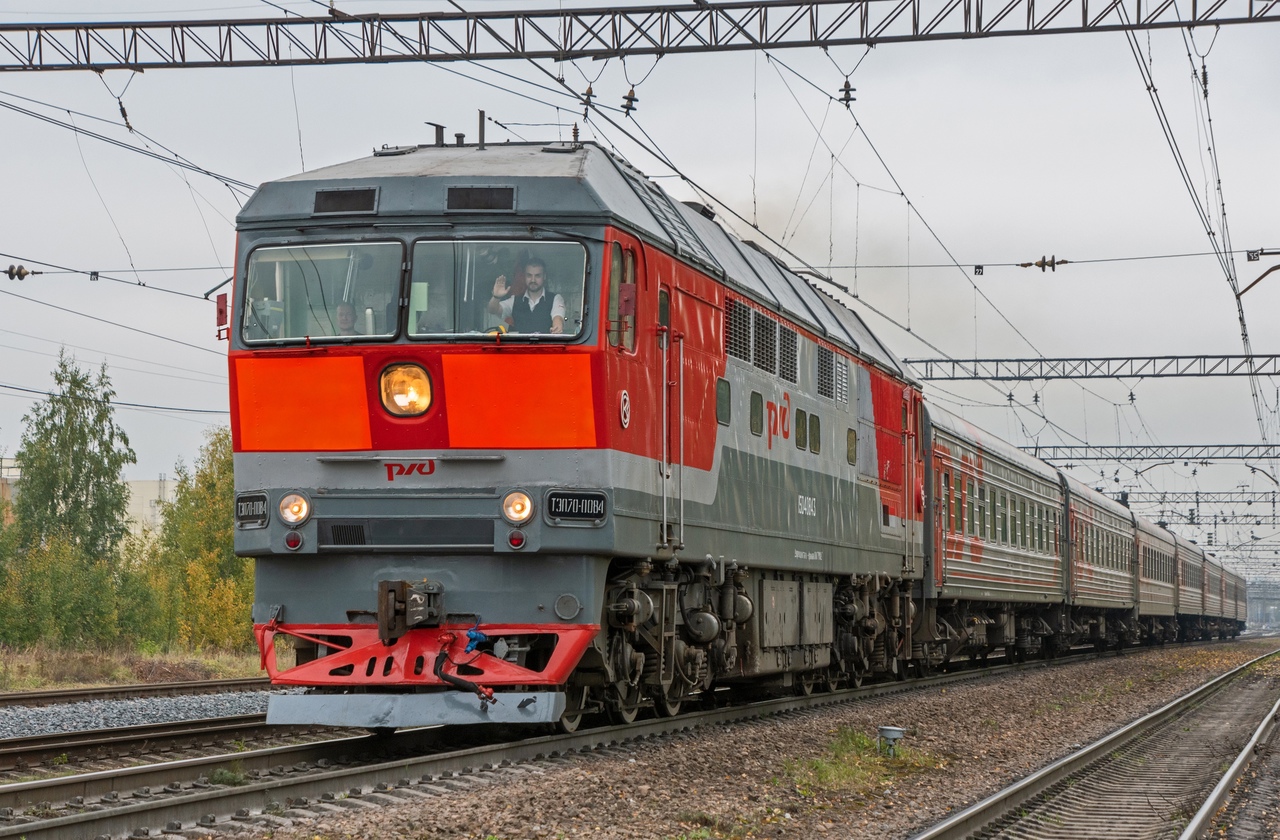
[750,391,764,436]
[967,481,976,537]
[998,493,1008,543]
[243,242,402,343]
[846,429,857,466]
[1018,500,1027,548]
[795,409,809,449]
[977,485,987,539]
[715,378,731,426]
[954,476,964,535]
[943,471,952,531]
[809,413,821,454]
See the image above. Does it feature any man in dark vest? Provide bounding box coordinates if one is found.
[487,256,566,334]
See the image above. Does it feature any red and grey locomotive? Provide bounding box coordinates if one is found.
[228,140,1244,730]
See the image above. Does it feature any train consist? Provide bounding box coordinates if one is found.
[229,140,1246,730]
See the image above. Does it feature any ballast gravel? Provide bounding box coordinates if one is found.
[0,691,276,740]
[233,639,1279,840]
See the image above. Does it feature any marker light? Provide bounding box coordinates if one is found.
[380,363,432,416]
[502,491,534,525]
[284,531,304,551]
[278,492,311,525]
[508,530,527,549]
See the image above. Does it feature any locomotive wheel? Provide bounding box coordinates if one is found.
[794,673,817,696]
[558,685,589,734]
[611,682,642,724]
[655,689,682,717]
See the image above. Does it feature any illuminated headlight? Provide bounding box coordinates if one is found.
[278,492,311,525]
[502,491,534,525]
[380,363,432,416]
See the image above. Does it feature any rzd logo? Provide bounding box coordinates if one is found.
[385,461,436,481]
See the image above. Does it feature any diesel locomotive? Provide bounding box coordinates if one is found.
[229,140,1246,731]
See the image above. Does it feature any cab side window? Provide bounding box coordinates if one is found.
[607,243,638,351]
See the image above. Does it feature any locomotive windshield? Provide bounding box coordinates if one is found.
[409,240,587,340]
[241,242,402,343]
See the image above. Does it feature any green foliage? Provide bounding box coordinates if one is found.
[0,534,120,647]
[13,351,136,559]
[0,352,248,654]
[151,428,253,651]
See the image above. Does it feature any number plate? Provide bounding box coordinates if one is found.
[546,490,607,522]
[235,492,270,529]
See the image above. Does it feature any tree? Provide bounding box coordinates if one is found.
[13,351,136,560]
[155,427,253,650]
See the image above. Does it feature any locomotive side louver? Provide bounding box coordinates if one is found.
[327,523,368,546]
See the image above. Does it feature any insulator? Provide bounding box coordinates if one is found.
[621,88,638,114]
[5,264,28,280]
[838,78,856,105]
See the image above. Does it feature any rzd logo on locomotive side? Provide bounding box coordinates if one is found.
[385,461,436,481]
[766,392,791,449]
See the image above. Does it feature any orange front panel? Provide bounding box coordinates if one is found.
[443,353,596,448]
[236,356,373,451]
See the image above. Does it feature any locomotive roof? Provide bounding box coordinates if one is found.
[237,141,903,376]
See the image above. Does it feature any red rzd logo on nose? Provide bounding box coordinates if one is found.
[385,461,436,481]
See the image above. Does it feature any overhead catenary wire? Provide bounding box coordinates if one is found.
[0,288,223,357]
[514,52,1097,453]
[0,97,254,195]
[0,381,227,416]
[0,252,212,301]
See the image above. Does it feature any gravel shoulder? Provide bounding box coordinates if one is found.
[211,640,1278,839]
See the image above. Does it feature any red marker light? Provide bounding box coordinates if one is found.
[284,531,303,550]
[508,530,526,549]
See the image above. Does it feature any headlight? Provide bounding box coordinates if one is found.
[279,492,311,525]
[380,363,432,416]
[502,490,534,525]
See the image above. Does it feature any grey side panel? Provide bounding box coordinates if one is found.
[760,579,800,647]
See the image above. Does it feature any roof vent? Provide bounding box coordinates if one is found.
[313,187,378,215]
[682,201,715,220]
[446,186,514,212]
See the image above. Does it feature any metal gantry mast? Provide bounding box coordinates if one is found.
[0,0,1277,71]
[1022,444,1280,461]
[907,355,1280,380]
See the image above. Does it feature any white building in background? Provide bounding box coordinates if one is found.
[0,459,173,535]
[125,477,173,534]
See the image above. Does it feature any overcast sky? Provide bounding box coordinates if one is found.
[0,1,1278,577]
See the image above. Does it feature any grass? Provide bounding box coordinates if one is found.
[783,728,939,798]
[0,644,262,691]
[209,763,249,786]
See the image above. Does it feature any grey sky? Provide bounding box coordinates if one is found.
[0,1,1277,575]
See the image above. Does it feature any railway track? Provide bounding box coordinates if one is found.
[0,654,1060,839]
[0,641,1259,839]
[911,648,1280,840]
[0,714,344,774]
[1203,663,1280,837]
[0,677,269,709]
